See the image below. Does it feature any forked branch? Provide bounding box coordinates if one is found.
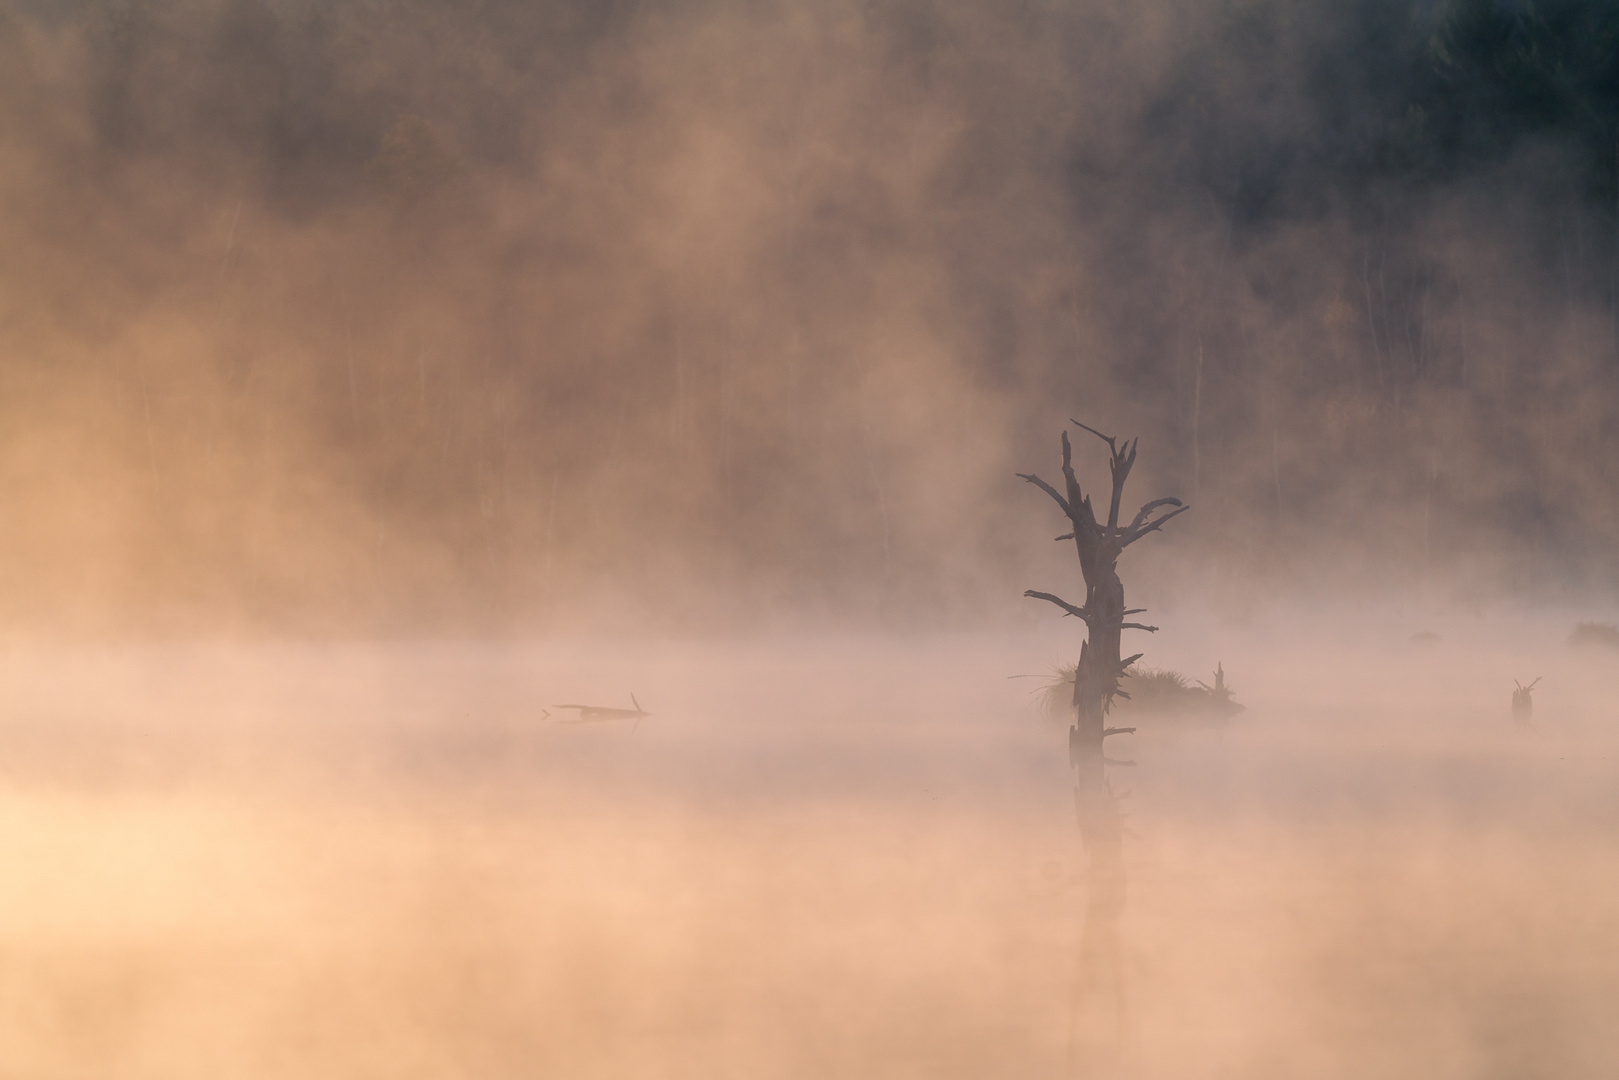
[1121,502,1191,547]
[1124,497,1182,537]
[1072,421,1137,531]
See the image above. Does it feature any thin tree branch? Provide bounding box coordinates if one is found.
[1102,727,1136,737]
[1023,590,1089,619]
[1070,420,1117,455]
[1016,472,1071,517]
[1119,622,1159,632]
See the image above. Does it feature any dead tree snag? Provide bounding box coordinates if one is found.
[1020,423,1188,781]
[1021,421,1189,874]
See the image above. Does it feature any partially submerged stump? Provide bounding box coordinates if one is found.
[1511,678,1538,724]
[1194,663,1243,717]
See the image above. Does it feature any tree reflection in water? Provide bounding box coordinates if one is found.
[1067,744,1129,1077]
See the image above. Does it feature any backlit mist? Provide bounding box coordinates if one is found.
[0,0,1616,1075]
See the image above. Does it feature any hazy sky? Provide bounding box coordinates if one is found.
[1,0,1615,634]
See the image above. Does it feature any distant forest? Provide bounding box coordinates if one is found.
[0,0,1615,631]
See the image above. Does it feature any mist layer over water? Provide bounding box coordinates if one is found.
[2,611,1615,1077]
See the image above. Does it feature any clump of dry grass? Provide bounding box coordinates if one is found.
[1122,666,1196,712]
[1037,664,1076,722]
[1038,663,1237,722]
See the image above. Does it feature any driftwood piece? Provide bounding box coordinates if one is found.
[549,693,653,731]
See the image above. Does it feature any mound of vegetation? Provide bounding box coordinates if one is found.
[1040,663,1244,722]
[1570,622,1619,650]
